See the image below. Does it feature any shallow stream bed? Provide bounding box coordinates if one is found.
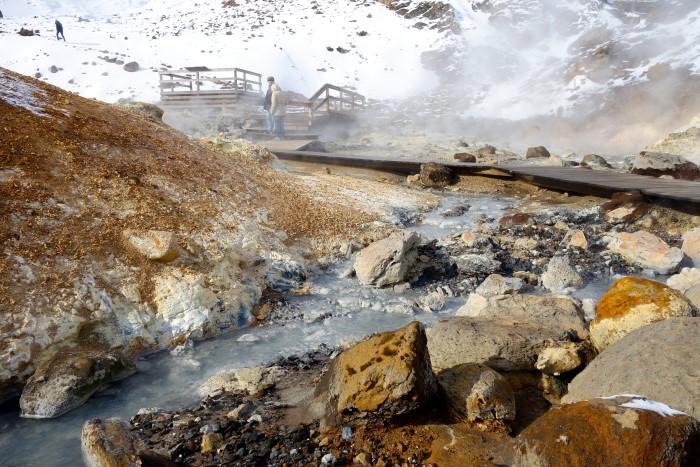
[0,193,618,466]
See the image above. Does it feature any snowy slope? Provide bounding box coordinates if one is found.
[2,0,700,155]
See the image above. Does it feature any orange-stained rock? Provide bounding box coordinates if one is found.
[310,321,437,429]
[590,276,696,351]
[514,396,700,467]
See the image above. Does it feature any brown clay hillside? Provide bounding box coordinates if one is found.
[0,67,396,394]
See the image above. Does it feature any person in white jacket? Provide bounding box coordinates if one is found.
[270,82,287,138]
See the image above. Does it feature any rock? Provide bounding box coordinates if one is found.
[455,294,588,339]
[419,162,454,187]
[477,145,497,155]
[453,254,501,275]
[264,259,307,291]
[682,227,700,267]
[535,341,587,375]
[426,316,578,373]
[667,267,700,293]
[201,432,224,453]
[18,27,34,36]
[590,276,696,352]
[125,229,179,262]
[120,101,164,123]
[474,274,527,296]
[20,347,135,418]
[153,268,258,342]
[607,230,683,274]
[685,284,700,309]
[499,213,531,226]
[514,396,700,467]
[437,363,515,426]
[49,65,59,73]
[600,191,648,223]
[81,418,143,467]
[581,153,612,168]
[543,155,564,166]
[631,151,700,181]
[416,290,446,312]
[311,321,437,429]
[354,230,420,287]
[563,229,588,249]
[645,119,700,164]
[541,255,584,291]
[198,365,286,398]
[453,152,476,162]
[123,61,140,72]
[564,317,700,421]
[525,146,551,159]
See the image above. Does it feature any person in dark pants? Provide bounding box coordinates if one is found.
[263,76,275,134]
[55,20,65,41]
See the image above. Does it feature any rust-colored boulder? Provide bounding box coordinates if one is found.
[419,162,455,187]
[514,396,700,466]
[590,276,696,352]
[600,191,648,223]
[525,146,551,159]
[310,321,437,429]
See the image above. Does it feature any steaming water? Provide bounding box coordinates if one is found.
[0,194,616,466]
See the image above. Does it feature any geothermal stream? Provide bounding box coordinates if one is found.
[0,194,618,466]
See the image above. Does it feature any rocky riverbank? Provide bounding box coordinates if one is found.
[81,164,700,465]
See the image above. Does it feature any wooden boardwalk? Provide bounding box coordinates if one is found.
[269,150,700,213]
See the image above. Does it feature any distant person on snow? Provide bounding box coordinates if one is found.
[263,76,275,134]
[55,19,65,41]
[270,80,287,139]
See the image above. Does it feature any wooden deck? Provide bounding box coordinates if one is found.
[269,150,700,213]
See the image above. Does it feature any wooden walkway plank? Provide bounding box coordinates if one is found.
[269,150,700,213]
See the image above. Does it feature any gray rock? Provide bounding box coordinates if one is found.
[475,274,527,296]
[541,255,584,291]
[453,254,501,275]
[264,260,307,291]
[20,347,135,418]
[426,316,575,372]
[631,151,700,181]
[455,294,588,339]
[123,61,140,72]
[354,230,420,287]
[563,317,700,421]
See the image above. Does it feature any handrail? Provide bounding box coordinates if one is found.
[159,67,263,95]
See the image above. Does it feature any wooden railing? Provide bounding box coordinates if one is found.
[286,84,366,127]
[308,84,365,114]
[159,67,263,99]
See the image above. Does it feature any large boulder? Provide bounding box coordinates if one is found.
[606,230,683,274]
[514,396,700,467]
[590,277,696,352]
[311,321,437,429]
[354,230,420,287]
[456,294,588,339]
[564,317,700,421]
[426,317,578,373]
[20,347,135,419]
[630,151,700,181]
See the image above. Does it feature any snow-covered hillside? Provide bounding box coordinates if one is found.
[2,0,700,155]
